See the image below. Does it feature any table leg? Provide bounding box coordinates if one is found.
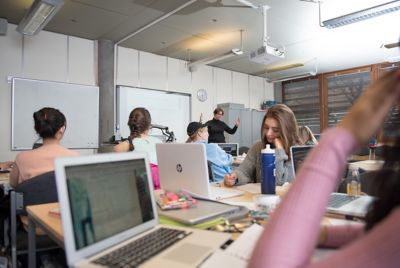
[28,217,36,268]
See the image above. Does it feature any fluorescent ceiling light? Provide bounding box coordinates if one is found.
[16,0,64,35]
[382,42,400,49]
[322,0,400,29]
[187,49,242,72]
[266,71,317,83]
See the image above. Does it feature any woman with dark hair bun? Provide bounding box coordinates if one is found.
[113,107,162,189]
[10,107,78,187]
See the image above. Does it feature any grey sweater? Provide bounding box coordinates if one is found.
[234,140,295,186]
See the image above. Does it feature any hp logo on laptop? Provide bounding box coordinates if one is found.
[176,164,183,173]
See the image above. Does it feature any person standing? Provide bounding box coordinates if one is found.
[204,108,240,143]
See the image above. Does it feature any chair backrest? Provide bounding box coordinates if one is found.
[238,146,249,155]
[14,171,58,213]
[207,161,214,182]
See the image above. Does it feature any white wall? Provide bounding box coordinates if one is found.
[0,24,273,161]
[0,24,96,161]
[116,46,274,123]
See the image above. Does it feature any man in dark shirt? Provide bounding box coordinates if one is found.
[204,108,240,143]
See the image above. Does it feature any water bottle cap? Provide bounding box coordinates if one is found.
[261,144,275,153]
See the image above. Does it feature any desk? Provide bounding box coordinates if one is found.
[26,203,63,268]
[25,186,338,268]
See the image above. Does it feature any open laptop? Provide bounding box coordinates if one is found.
[290,145,374,219]
[217,143,239,157]
[156,143,244,200]
[55,152,230,268]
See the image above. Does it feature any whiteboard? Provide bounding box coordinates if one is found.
[116,86,191,143]
[12,77,99,150]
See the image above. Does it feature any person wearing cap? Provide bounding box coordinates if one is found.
[186,121,233,182]
[202,108,240,143]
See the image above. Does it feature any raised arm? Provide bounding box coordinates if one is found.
[249,70,400,268]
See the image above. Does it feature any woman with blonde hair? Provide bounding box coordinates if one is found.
[186,121,233,182]
[225,104,300,187]
[299,125,318,145]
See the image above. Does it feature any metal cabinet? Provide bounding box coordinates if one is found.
[217,103,266,148]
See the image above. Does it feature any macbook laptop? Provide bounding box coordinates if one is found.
[217,143,239,157]
[156,143,244,200]
[55,152,230,268]
[290,145,374,219]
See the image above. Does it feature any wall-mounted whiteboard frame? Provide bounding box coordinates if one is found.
[12,77,99,150]
[116,86,191,143]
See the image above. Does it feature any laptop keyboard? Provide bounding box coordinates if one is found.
[93,227,191,267]
[328,194,359,208]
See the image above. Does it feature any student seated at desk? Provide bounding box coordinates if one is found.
[249,70,400,267]
[186,122,233,182]
[224,104,300,187]
[113,107,162,189]
[10,107,78,188]
[299,125,318,145]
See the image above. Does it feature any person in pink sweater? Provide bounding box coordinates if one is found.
[249,70,400,267]
[10,107,78,187]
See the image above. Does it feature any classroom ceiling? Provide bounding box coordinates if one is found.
[1,0,399,81]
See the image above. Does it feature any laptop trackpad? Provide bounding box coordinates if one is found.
[164,243,210,264]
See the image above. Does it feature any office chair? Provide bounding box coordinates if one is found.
[238,146,249,156]
[9,171,59,268]
[207,161,214,182]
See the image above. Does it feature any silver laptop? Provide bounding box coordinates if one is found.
[217,143,239,157]
[156,143,244,200]
[55,152,230,268]
[290,145,374,219]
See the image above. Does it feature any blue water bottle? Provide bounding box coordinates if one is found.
[261,144,276,194]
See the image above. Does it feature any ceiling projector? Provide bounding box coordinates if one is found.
[249,44,285,65]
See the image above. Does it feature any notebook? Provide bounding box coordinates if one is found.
[290,145,374,219]
[217,143,239,157]
[54,152,230,268]
[156,143,244,200]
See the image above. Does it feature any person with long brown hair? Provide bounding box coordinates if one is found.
[250,70,400,267]
[224,104,300,187]
[113,107,162,189]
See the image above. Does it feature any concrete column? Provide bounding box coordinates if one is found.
[98,39,115,143]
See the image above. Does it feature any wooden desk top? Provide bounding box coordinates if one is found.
[0,172,10,183]
[26,202,63,243]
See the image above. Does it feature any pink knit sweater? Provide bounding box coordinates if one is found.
[10,143,78,187]
[249,127,400,267]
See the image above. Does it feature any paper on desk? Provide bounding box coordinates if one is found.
[220,200,255,211]
[235,183,261,194]
[200,224,264,268]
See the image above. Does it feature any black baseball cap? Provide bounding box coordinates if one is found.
[187,122,206,136]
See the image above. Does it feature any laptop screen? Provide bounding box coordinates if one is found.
[65,158,155,250]
[290,145,314,174]
[217,143,238,156]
